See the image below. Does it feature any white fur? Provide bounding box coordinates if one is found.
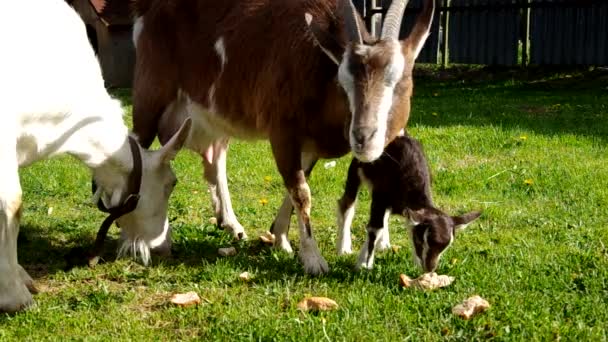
[339,42,406,162]
[376,209,392,251]
[421,229,430,264]
[0,0,188,312]
[338,50,356,114]
[132,17,144,48]
[214,37,227,69]
[356,227,382,270]
[336,199,356,255]
[272,193,295,253]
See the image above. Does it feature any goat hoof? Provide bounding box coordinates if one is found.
[337,247,353,256]
[273,235,293,254]
[300,253,329,275]
[220,220,248,240]
[0,266,35,313]
[17,265,38,294]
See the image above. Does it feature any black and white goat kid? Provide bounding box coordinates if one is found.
[336,134,481,271]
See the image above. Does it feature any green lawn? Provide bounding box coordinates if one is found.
[2,67,608,340]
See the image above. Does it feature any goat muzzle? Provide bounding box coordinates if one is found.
[64,136,143,270]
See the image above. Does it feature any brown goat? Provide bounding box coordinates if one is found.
[131,0,436,274]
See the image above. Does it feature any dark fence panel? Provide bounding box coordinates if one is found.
[448,0,521,66]
[340,0,608,66]
[530,0,608,65]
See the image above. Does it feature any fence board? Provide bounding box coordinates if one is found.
[356,0,607,66]
[530,0,608,66]
[448,0,520,65]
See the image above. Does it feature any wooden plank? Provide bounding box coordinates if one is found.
[597,4,608,65]
[441,0,450,67]
[522,0,531,66]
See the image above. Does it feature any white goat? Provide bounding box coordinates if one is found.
[0,0,190,313]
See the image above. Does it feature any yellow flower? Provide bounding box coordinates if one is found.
[524,179,534,185]
[519,135,528,141]
[431,112,438,116]
[259,198,269,205]
[264,176,272,182]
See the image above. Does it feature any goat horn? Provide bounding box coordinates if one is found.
[381,0,410,40]
[338,0,363,45]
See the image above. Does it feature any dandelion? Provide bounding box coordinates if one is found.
[264,176,272,182]
[524,179,534,185]
[432,112,438,116]
[519,135,528,141]
[259,198,269,205]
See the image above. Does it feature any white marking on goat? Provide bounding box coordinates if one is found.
[342,42,406,162]
[356,226,380,270]
[207,84,217,114]
[338,50,356,114]
[336,199,356,255]
[421,228,429,265]
[362,42,405,161]
[376,209,391,251]
[273,193,294,253]
[118,237,151,266]
[132,17,144,48]
[214,37,227,69]
[408,222,423,267]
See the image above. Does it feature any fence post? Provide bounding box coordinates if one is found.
[521,0,531,66]
[441,0,450,68]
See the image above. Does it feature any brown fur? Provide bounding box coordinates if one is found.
[131,0,435,273]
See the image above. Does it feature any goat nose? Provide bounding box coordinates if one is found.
[353,127,376,146]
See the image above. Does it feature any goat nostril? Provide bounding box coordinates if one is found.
[237,232,244,240]
[353,128,377,146]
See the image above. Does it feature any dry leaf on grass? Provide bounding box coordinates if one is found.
[218,247,237,257]
[259,231,275,245]
[297,297,338,312]
[239,271,251,281]
[399,272,454,290]
[170,291,201,307]
[452,295,490,320]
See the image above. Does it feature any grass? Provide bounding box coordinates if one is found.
[2,67,608,340]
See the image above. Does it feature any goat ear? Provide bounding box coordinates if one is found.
[452,211,482,230]
[405,208,426,225]
[305,13,343,65]
[403,0,436,60]
[158,118,191,164]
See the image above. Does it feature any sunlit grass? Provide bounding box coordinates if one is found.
[2,68,607,340]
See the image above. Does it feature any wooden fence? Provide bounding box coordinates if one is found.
[353,0,608,66]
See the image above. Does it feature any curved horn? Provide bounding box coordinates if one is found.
[338,0,363,45]
[381,0,410,40]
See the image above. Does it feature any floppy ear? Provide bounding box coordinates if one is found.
[304,13,344,65]
[452,211,482,230]
[157,118,191,164]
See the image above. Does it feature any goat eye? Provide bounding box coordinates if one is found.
[172,180,178,187]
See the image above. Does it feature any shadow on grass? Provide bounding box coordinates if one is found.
[410,65,608,142]
[17,221,409,289]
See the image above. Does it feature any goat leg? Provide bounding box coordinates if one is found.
[270,153,317,254]
[271,137,327,275]
[356,192,389,270]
